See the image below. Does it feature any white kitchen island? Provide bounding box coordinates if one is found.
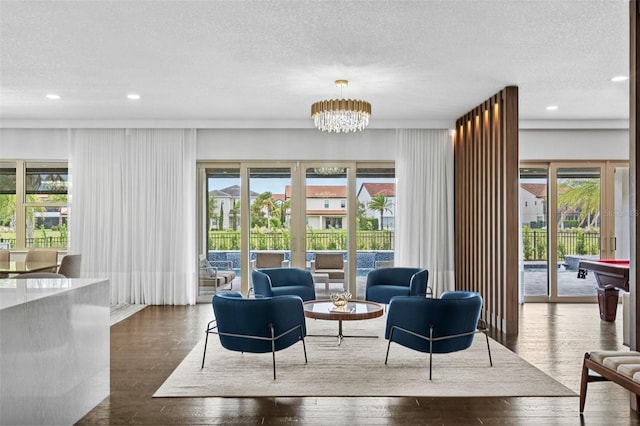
[0,278,109,425]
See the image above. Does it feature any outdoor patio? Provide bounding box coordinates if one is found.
[202,257,604,299]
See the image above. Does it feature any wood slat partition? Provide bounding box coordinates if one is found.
[454,86,519,335]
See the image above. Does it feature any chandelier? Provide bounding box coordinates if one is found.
[311,80,371,133]
[312,167,346,176]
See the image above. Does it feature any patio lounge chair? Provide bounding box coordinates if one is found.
[199,254,236,293]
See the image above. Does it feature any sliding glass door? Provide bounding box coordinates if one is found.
[199,165,241,297]
[355,166,396,299]
[519,166,549,299]
[520,161,628,303]
[304,165,350,296]
[554,165,601,299]
[197,161,393,301]
[247,166,293,275]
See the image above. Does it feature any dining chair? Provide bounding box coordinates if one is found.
[58,254,81,278]
[25,249,58,272]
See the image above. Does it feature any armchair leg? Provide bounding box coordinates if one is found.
[201,332,209,369]
[301,333,308,364]
[429,326,434,380]
[201,319,215,369]
[385,328,395,364]
[484,331,493,367]
[270,324,277,380]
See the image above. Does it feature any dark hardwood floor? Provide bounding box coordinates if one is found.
[77,302,640,425]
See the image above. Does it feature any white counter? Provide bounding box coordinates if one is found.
[0,278,110,425]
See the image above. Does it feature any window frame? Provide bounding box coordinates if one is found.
[0,160,69,249]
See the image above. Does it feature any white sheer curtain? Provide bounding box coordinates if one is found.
[394,129,455,296]
[68,128,197,305]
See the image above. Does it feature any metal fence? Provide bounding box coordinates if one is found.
[0,237,67,249]
[522,229,600,261]
[209,230,395,251]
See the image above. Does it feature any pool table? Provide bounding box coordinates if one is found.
[577,259,629,322]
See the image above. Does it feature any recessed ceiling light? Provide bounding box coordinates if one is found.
[127,93,140,100]
[45,94,60,100]
[610,75,629,82]
[546,105,558,111]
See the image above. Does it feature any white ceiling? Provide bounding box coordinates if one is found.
[0,0,630,129]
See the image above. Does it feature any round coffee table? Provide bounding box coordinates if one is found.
[303,299,384,345]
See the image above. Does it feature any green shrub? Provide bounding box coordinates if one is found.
[557,242,566,260]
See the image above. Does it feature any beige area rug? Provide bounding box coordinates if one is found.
[110,303,147,326]
[154,315,576,398]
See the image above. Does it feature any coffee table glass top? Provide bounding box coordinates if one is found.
[303,299,383,321]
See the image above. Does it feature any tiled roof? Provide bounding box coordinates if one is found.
[285,185,347,198]
[520,183,547,198]
[213,184,260,198]
[360,182,395,197]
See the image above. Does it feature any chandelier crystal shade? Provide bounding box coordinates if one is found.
[311,80,371,133]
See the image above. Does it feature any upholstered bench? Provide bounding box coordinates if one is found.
[580,350,640,412]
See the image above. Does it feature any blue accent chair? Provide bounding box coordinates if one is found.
[251,267,316,301]
[384,291,492,379]
[202,292,307,379]
[365,267,430,304]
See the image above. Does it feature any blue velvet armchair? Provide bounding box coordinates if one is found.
[251,267,316,301]
[365,267,429,304]
[202,292,307,379]
[384,291,492,379]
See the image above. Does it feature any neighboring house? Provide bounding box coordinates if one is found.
[357,182,396,230]
[212,182,396,231]
[520,183,546,227]
[285,185,347,230]
[32,206,68,228]
[209,185,259,230]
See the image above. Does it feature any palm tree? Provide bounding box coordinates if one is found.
[367,195,393,230]
[276,198,291,228]
[557,178,600,228]
[251,192,277,228]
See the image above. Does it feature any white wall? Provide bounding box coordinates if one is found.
[197,129,396,161]
[520,129,629,161]
[1,127,630,162]
[1,129,68,160]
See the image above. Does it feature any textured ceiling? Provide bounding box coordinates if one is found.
[0,0,630,128]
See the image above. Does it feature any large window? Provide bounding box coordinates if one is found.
[197,161,394,301]
[0,161,68,249]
